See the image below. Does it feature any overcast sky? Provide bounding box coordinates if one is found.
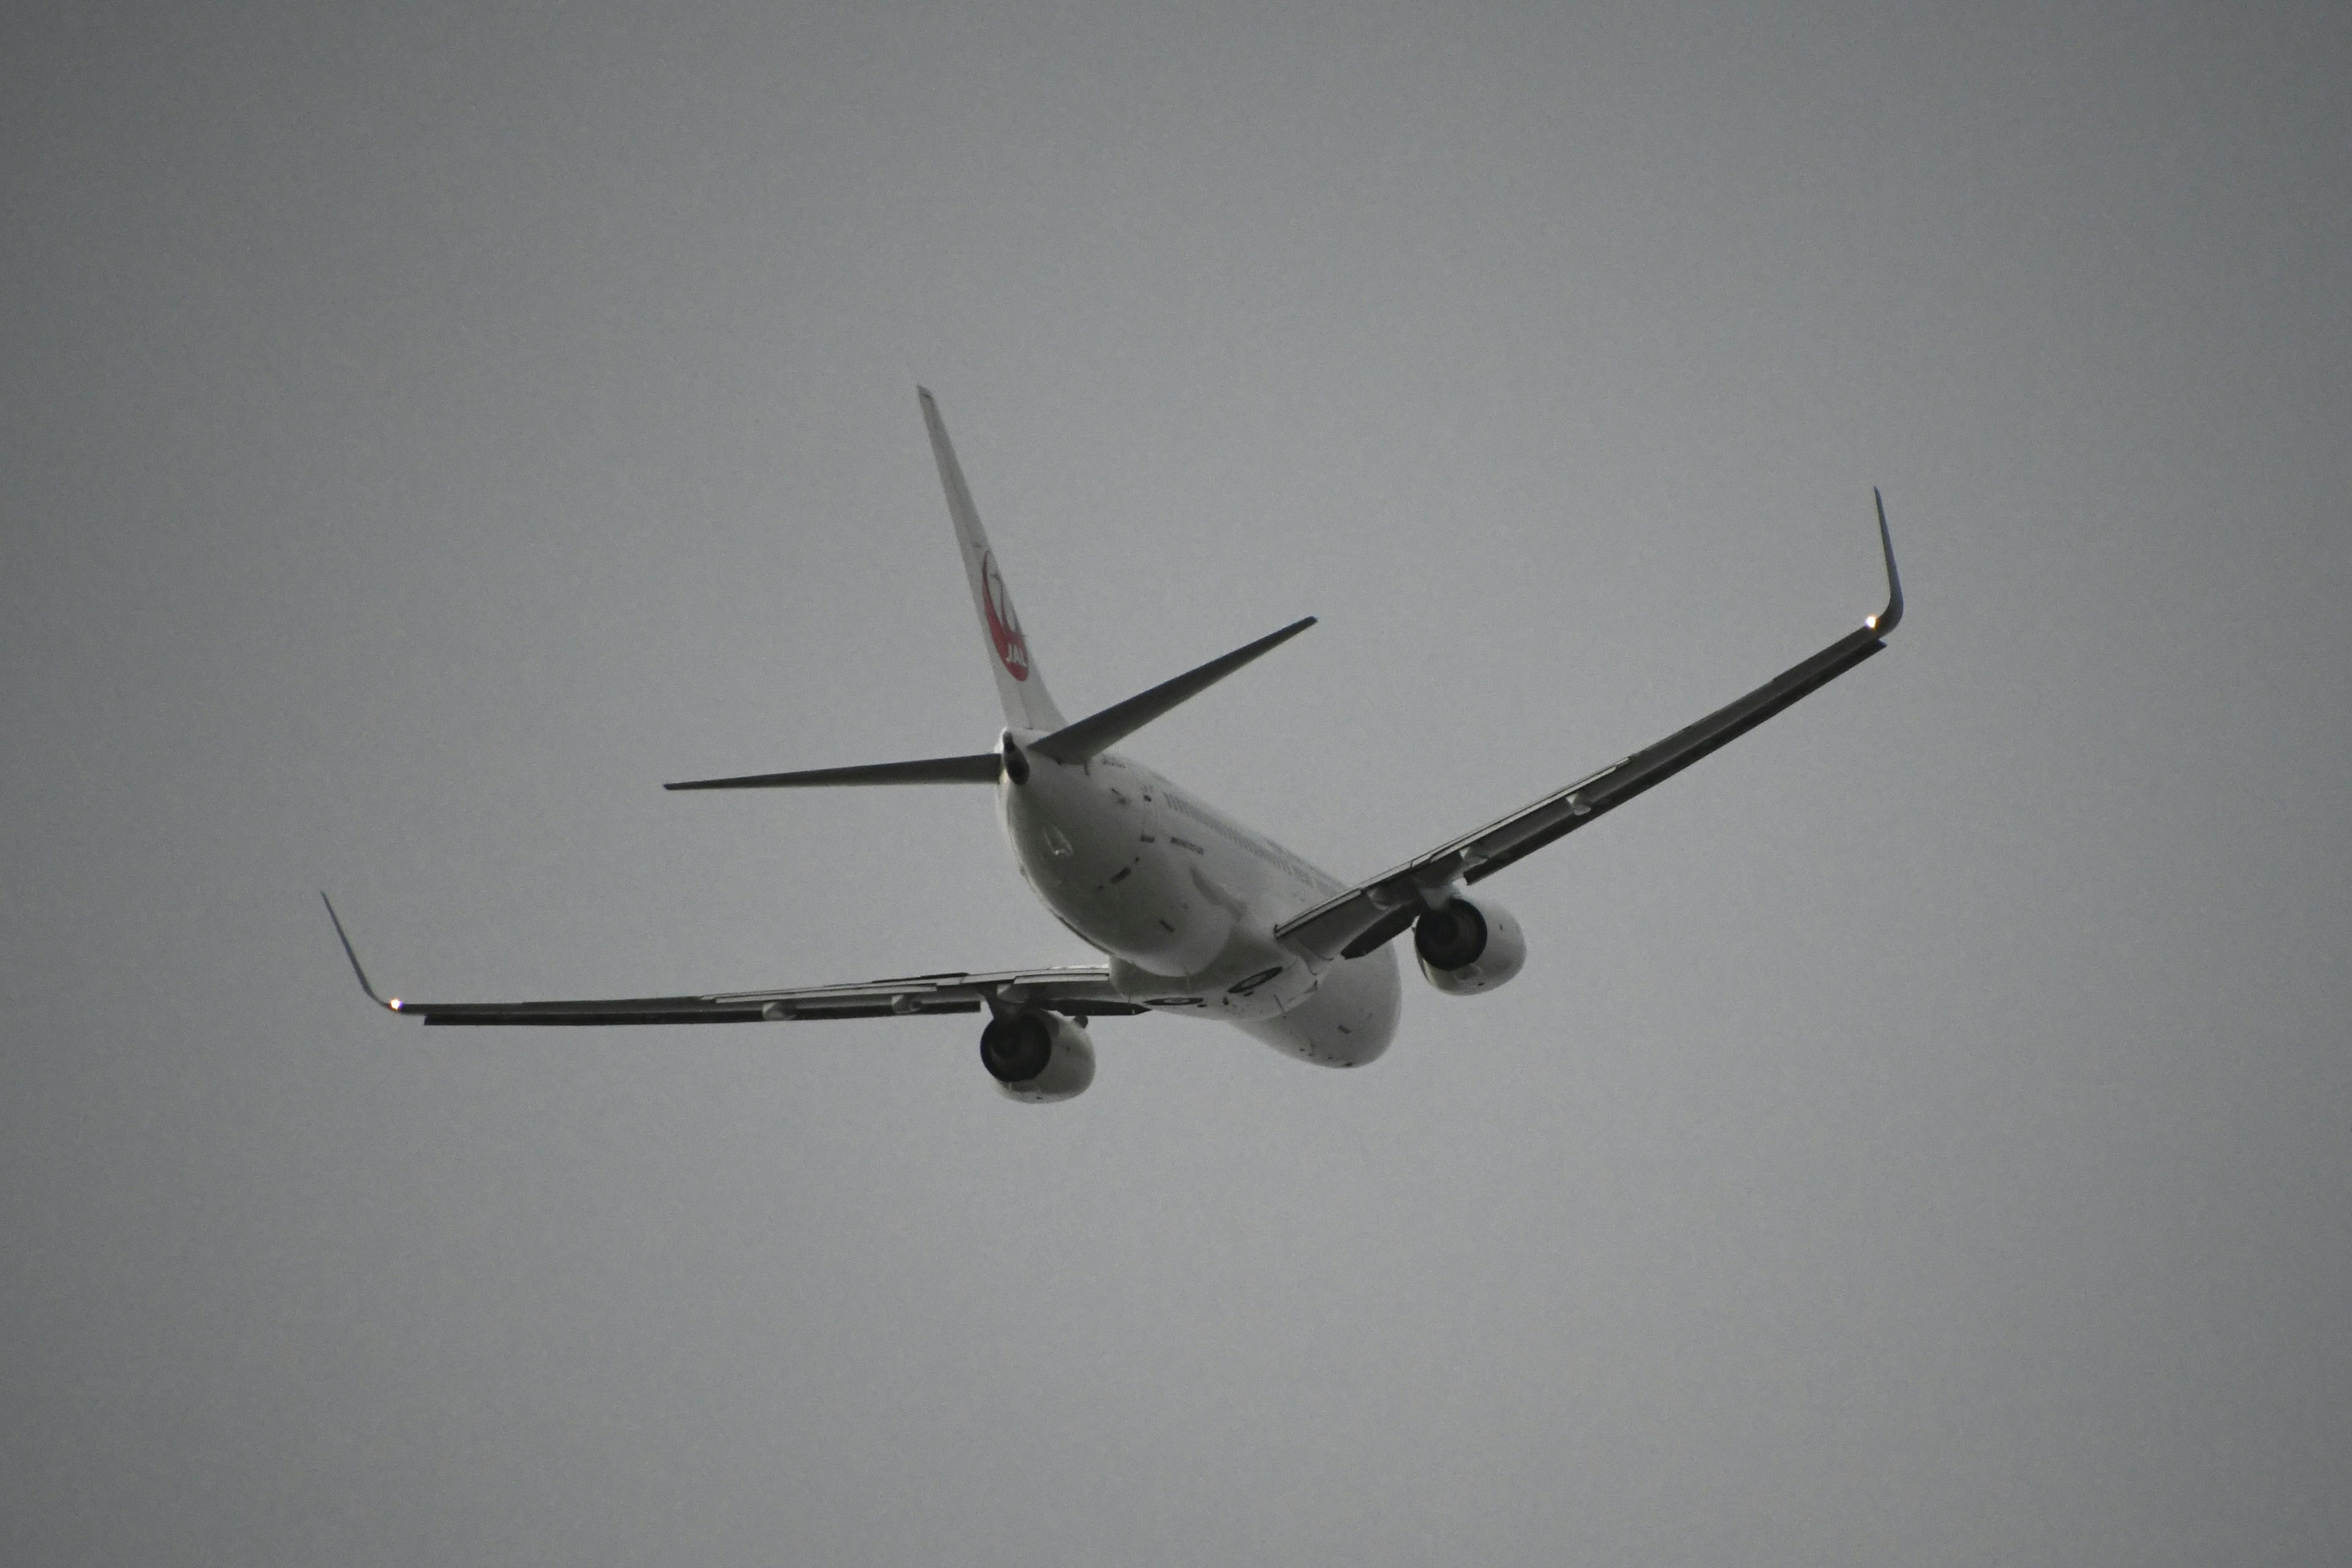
[6,3,2349,1563]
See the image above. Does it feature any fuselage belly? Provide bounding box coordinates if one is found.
[997,739,1398,1066]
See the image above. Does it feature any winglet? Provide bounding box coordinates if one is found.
[1866,488,1904,637]
[320,893,401,1012]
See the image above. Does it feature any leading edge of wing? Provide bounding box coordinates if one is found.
[1275,494,1905,962]
[319,900,1142,1024]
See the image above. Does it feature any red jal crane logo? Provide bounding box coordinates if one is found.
[981,551,1030,680]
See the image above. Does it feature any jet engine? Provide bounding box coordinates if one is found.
[979,1011,1097,1102]
[1412,894,1527,995]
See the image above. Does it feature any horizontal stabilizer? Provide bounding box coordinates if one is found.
[666,752,1002,791]
[1030,617,1316,763]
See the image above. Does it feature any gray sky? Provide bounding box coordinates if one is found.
[6,2,2348,1562]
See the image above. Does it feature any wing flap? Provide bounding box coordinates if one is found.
[418,1003,774,1026]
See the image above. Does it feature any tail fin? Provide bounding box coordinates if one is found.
[919,388,1067,733]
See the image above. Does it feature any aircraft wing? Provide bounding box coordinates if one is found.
[323,897,1144,1025]
[1276,494,1905,964]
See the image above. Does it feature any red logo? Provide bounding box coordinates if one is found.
[980,551,1030,680]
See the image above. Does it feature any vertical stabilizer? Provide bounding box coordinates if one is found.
[919,388,1067,733]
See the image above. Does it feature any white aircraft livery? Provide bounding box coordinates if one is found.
[327,388,1905,1102]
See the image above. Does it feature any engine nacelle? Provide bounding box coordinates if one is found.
[978,1011,1097,1103]
[1412,894,1527,995]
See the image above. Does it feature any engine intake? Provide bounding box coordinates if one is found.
[979,1011,1096,1102]
[1412,895,1527,995]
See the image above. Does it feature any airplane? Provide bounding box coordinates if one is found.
[326,388,1904,1102]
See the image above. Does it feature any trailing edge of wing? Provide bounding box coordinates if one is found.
[665,752,1003,790]
[317,897,1145,1027]
[1030,617,1317,764]
[382,967,1144,1025]
[1276,495,1907,963]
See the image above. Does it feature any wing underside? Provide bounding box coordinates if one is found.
[1276,492,1905,963]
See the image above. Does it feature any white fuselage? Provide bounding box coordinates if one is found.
[996,734,1400,1067]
